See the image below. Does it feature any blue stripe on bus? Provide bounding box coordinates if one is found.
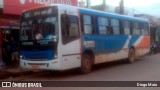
[129,35,141,47]
[21,50,54,60]
[82,35,140,53]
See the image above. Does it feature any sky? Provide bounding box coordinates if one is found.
[79,0,160,17]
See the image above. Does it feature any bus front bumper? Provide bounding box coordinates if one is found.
[20,59,62,71]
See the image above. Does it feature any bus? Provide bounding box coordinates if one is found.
[20,4,150,74]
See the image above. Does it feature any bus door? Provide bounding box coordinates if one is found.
[60,14,81,69]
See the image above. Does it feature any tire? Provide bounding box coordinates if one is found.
[80,54,93,74]
[128,48,135,63]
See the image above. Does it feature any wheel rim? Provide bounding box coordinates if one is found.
[84,58,91,70]
[81,54,92,73]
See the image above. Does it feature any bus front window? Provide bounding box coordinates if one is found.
[20,7,58,51]
[21,17,57,41]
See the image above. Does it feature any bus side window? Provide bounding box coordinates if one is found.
[61,14,69,36]
[68,16,79,37]
[132,22,141,35]
[123,20,131,35]
[83,15,93,34]
[61,14,79,44]
[111,19,120,35]
[141,23,149,35]
[97,17,109,35]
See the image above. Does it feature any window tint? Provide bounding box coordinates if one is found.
[132,22,140,35]
[84,15,91,24]
[68,16,79,36]
[98,17,109,34]
[61,15,79,44]
[141,23,149,35]
[111,19,120,34]
[83,15,92,34]
[123,20,130,35]
[98,17,108,26]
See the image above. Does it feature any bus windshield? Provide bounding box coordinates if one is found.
[20,6,58,50]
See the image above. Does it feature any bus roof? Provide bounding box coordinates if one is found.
[79,9,148,22]
[22,4,149,23]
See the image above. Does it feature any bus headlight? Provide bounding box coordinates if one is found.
[20,55,23,59]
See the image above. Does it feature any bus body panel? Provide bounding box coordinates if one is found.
[61,39,81,70]
[79,8,150,64]
[134,36,150,56]
[82,35,150,64]
[20,59,62,70]
[79,9,148,22]
[58,5,81,70]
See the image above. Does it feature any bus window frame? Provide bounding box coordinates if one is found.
[97,16,109,35]
[140,22,149,36]
[81,14,95,35]
[61,14,80,45]
[132,21,141,35]
[122,20,131,35]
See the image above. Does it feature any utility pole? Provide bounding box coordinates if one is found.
[79,0,85,8]
[119,0,124,14]
[102,0,106,11]
[86,0,91,8]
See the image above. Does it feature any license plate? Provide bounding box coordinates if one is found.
[32,65,40,70]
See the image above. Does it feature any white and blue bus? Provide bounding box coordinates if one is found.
[20,4,150,73]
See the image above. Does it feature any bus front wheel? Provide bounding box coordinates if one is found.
[80,54,93,74]
[128,48,135,63]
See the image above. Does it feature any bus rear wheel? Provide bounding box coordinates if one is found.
[80,54,92,74]
[128,48,135,63]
